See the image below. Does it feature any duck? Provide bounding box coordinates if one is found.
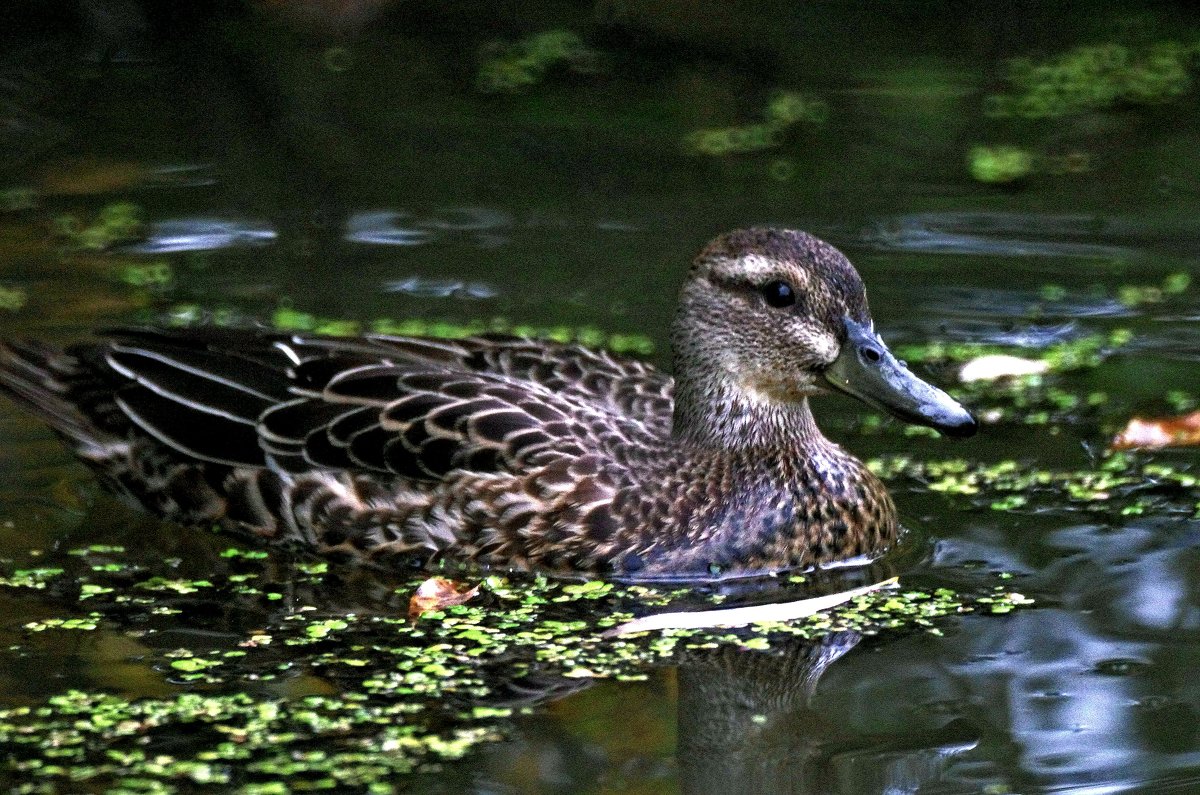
[0,228,975,580]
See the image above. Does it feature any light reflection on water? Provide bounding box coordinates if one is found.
[127,217,278,253]
[862,212,1137,259]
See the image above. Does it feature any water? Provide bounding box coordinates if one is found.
[1,3,1199,792]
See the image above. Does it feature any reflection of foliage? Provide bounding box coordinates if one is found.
[684,91,828,156]
[985,41,1195,120]
[476,29,604,93]
[0,543,1028,790]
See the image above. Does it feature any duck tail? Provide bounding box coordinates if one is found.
[0,340,120,456]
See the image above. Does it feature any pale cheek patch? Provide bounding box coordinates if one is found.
[739,368,821,403]
[793,326,840,365]
[730,324,839,404]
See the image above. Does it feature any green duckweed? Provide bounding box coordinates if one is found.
[0,285,27,311]
[968,145,1035,184]
[476,29,602,93]
[684,90,828,156]
[0,538,1034,789]
[985,41,1195,120]
[55,201,144,251]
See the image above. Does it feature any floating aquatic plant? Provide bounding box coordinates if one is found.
[967,144,1035,184]
[871,452,1198,517]
[115,259,174,289]
[160,302,658,356]
[476,29,603,94]
[895,328,1131,372]
[683,91,828,156]
[0,540,1031,790]
[966,145,1094,184]
[0,285,27,311]
[984,41,1195,120]
[0,187,36,212]
[53,201,144,252]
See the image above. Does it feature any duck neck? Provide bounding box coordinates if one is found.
[671,373,829,453]
[668,298,834,454]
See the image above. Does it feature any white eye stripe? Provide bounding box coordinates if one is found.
[731,254,780,280]
[710,253,810,290]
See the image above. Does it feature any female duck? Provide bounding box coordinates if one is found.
[0,228,974,579]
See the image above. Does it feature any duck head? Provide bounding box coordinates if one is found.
[670,228,976,446]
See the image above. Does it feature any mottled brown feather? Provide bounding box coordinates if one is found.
[0,229,965,580]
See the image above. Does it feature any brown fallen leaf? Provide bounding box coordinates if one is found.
[1110,410,1200,451]
[407,576,481,619]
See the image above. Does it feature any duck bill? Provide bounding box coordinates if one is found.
[822,318,977,438]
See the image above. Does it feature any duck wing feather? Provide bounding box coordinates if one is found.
[343,334,675,434]
[94,328,669,479]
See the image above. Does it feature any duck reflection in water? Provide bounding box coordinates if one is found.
[676,631,865,794]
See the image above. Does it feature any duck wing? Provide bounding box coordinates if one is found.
[92,328,669,479]
[364,334,675,434]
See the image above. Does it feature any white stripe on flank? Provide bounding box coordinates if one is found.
[108,344,281,403]
[114,393,255,467]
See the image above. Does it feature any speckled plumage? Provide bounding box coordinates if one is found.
[0,229,974,579]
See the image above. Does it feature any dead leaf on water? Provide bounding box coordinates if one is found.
[407,576,481,619]
[1110,411,1200,451]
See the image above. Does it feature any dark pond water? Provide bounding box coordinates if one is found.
[2,2,1200,792]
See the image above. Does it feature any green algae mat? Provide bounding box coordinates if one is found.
[0,536,1034,792]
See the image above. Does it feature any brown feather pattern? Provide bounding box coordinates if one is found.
[0,229,966,579]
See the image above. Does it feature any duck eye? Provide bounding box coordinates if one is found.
[762,280,796,308]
